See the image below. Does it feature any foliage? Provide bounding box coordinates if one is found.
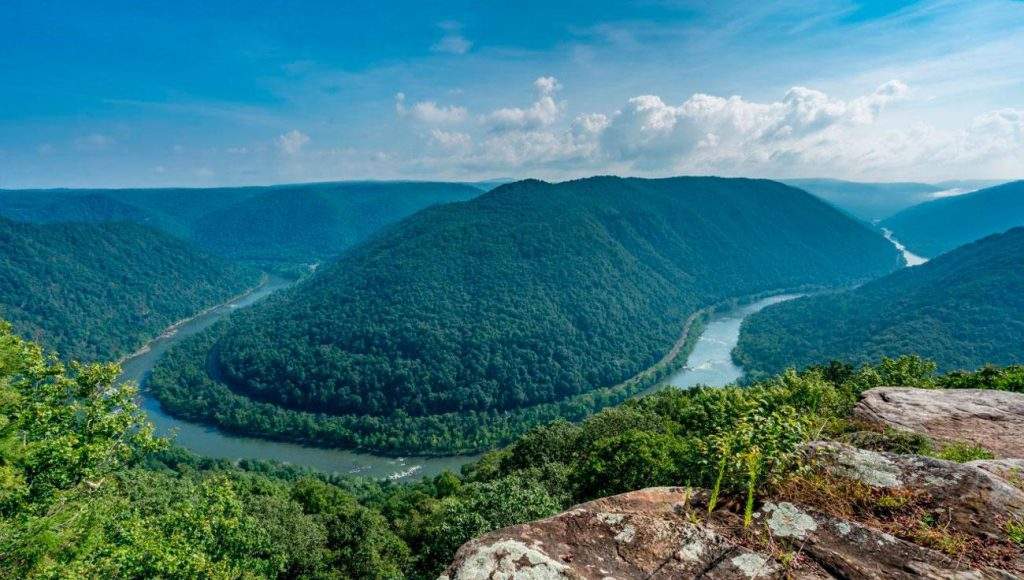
[0,217,257,361]
[736,227,1024,378]
[1008,517,1024,548]
[0,322,412,577]
[152,176,901,452]
[933,442,995,463]
[5,320,1023,578]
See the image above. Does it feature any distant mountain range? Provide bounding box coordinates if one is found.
[781,178,1009,223]
[148,176,902,453]
[880,180,1024,258]
[781,178,945,222]
[735,227,1024,378]
[0,181,483,264]
[0,217,257,361]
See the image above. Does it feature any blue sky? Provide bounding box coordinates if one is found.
[2,0,1022,188]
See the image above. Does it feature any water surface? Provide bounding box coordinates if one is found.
[664,294,803,389]
[881,228,928,267]
[123,280,797,479]
[120,276,479,481]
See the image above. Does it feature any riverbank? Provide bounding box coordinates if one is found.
[125,282,813,479]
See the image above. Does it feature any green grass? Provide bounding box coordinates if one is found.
[933,441,995,463]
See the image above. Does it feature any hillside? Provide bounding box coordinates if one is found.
[0,217,258,361]
[735,227,1024,379]
[150,176,901,452]
[880,180,1024,257]
[781,178,942,222]
[190,181,482,262]
[5,317,1021,578]
[0,181,482,264]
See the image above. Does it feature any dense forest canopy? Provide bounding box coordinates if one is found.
[0,217,257,361]
[880,180,1024,257]
[190,181,483,262]
[735,227,1024,380]
[150,176,902,452]
[781,178,943,222]
[3,318,1020,578]
[0,181,483,264]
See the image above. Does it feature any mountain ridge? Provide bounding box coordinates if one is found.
[735,226,1024,378]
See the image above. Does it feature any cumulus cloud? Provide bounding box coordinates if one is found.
[395,93,467,123]
[277,129,310,155]
[595,79,916,174]
[431,21,472,55]
[483,76,565,130]
[395,76,1020,181]
[429,129,472,151]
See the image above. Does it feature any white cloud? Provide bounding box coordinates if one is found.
[534,76,561,95]
[277,129,310,155]
[429,129,471,151]
[395,93,468,124]
[483,76,565,130]
[393,76,1024,181]
[431,21,472,55]
[594,79,917,174]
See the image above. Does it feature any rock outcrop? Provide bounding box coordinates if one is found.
[442,487,783,579]
[854,387,1024,458]
[444,388,1024,578]
[804,441,1024,540]
[442,478,1022,578]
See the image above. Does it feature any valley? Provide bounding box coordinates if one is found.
[144,176,901,455]
[5,4,1024,577]
[123,263,804,479]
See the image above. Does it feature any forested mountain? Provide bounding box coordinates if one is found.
[150,176,901,452]
[735,227,1024,379]
[880,180,1024,257]
[781,178,942,222]
[0,191,150,224]
[0,217,258,361]
[190,181,483,262]
[0,181,482,264]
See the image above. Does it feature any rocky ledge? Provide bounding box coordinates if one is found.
[854,387,1024,458]
[444,388,1024,579]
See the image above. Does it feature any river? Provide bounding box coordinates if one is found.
[121,280,800,481]
[881,228,928,267]
[664,294,802,388]
[120,275,478,481]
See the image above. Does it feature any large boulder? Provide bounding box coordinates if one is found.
[854,387,1024,458]
[440,483,1016,579]
[804,441,1024,540]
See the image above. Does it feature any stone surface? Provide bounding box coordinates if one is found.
[968,459,1024,487]
[854,387,1024,458]
[805,441,1024,540]
[441,485,1015,579]
[441,487,784,579]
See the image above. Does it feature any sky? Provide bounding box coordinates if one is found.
[2,0,1023,188]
